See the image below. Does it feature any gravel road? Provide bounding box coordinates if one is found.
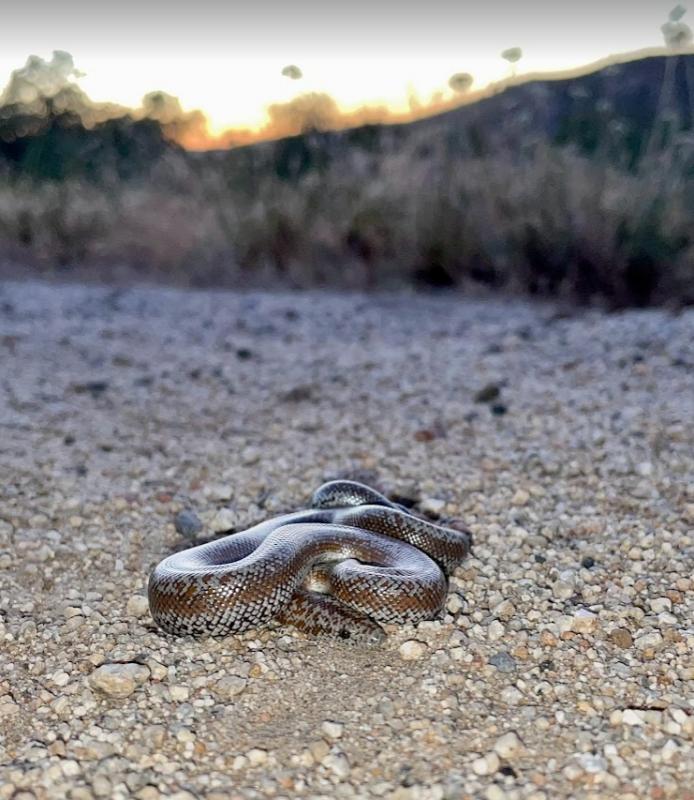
[1,280,692,800]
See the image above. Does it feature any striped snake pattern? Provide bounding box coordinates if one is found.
[148,481,471,643]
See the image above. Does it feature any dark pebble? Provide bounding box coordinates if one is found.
[581,556,595,569]
[282,384,313,402]
[474,383,501,403]
[236,348,253,360]
[491,403,508,416]
[389,491,420,509]
[174,509,203,538]
[488,651,517,673]
[73,380,109,397]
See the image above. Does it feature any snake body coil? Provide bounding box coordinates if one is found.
[148,481,471,642]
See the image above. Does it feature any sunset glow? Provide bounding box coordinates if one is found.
[0,0,689,142]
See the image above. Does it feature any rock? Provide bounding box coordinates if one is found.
[88,663,150,698]
[571,610,598,634]
[488,620,505,641]
[321,720,344,739]
[661,739,679,763]
[488,651,517,673]
[492,599,515,621]
[213,675,247,699]
[205,484,234,501]
[126,595,150,618]
[500,686,524,705]
[322,751,351,780]
[420,497,446,516]
[649,597,672,614]
[609,628,633,648]
[474,383,501,403]
[576,753,607,773]
[399,640,426,660]
[446,593,465,614]
[241,446,260,465]
[174,509,203,538]
[246,748,268,766]
[72,380,109,397]
[282,384,313,402]
[211,508,236,533]
[491,403,508,416]
[169,685,190,702]
[511,489,529,506]
[622,709,645,726]
[552,580,574,600]
[309,740,330,762]
[472,752,500,775]
[494,731,525,759]
[634,631,663,650]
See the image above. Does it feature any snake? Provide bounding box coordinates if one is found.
[148,480,471,643]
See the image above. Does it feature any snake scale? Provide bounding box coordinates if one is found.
[148,480,471,643]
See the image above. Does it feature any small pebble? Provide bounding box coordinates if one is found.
[126,595,150,617]
[89,663,150,698]
[174,509,203,538]
[321,720,344,739]
[488,651,517,673]
[494,732,525,759]
[246,748,268,766]
[211,508,236,533]
[322,751,351,780]
[399,640,427,660]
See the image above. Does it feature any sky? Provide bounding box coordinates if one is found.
[0,0,689,135]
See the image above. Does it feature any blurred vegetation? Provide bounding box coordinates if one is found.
[1,52,694,306]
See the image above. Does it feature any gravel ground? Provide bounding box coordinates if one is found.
[1,279,693,800]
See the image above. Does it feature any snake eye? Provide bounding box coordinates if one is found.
[338,628,351,639]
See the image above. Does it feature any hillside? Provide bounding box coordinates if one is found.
[1,52,693,305]
[212,53,694,180]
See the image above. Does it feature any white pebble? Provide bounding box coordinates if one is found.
[214,675,247,699]
[322,751,351,780]
[494,731,524,759]
[399,640,426,660]
[321,720,344,739]
[649,597,672,613]
[472,752,500,776]
[571,610,598,634]
[126,595,150,617]
[622,709,645,726]
[246,748,268,766]
[420,497,446,515]
[211,508,237,533]
[634,631,663,650]
[168,685,190,702]
[88,663,150,698]
[488,620,505,641]
[511,489,529,506]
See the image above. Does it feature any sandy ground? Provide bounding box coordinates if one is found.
[0,279,693,800]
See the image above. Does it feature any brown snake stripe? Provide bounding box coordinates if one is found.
[148,481,471,643]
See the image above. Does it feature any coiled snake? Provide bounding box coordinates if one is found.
[148,481,471,643]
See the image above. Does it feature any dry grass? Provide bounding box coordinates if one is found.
[1,128,693,305]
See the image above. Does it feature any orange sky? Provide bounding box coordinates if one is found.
[0,0,690,147]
